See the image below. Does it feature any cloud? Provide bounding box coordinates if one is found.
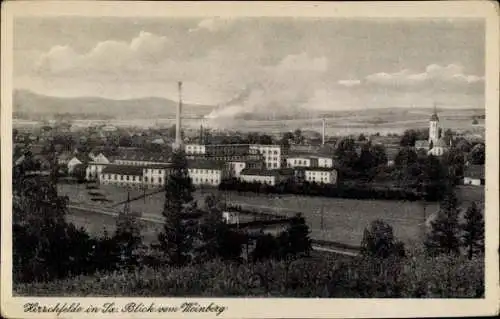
[337,79,361,87]
[35,31,170,74]
[277,52,328,73]
[364,64,484,90]
[188,17,234,33]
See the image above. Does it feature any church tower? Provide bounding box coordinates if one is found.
[429,103,440,145]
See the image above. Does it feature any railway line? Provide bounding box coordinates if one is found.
[67,204,360,257]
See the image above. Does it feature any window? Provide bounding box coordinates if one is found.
[158,177,162,184]
[126,176,130,181]
[152,177,155,184]
[121,175,124,181]
[274,150,278,155]
[145,177,148,182]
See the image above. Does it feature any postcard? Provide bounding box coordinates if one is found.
[1,1,499,318]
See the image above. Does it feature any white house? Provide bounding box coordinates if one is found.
[286,156,316,168]
[142,165,172,188]
[227,161,247,177]
[249,144,284,169]
[184,143,206,155]
[463,164,485,186]
[304,168,338,184]
[98,164,173,188]
[100,165,144,188]
[187,160,226,186]
[239,168,294,186]
[67,157,83,174]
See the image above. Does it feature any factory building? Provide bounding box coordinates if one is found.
[249,144,286,169]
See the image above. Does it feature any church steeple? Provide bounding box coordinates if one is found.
[430,102,439,122]
[429,102,440,144]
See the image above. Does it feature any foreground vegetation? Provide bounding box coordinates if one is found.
[15,251,483,298]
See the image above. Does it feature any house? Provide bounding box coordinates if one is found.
[67,154,93,174]
[249,144,285,169]
[99,164,173,188]
[303,167,338,185]
[239,168,291,186]
[185,143,207,155]
[113,149,171,166]
[415,140,429,150]
[100,165,145,188]
[142,164,173,188]
[226,159,265,178]
[57,152,74,165]
[186,159,227,186]
[463,164,485,186]
[286,152,334,168]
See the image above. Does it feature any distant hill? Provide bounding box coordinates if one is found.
[12,89,485,123]
[13,90,214,120]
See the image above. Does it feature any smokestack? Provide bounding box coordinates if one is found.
[322,118,326,145]
[174,81,182,150]
[199,120,204,144]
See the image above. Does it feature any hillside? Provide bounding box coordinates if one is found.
[12,90,485,124]
[13,90,214,120]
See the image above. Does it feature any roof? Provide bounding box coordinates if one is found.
[116,149,171,162]
[430,112,439,121]
[303,167,337,172]
[415,140,429,148]
[187,159,226,170]
[75,154,93,163]
[240,168,281,177]
[101,165,144,176]
[465,165,485,179]
[434,137,449,148]
[151,138,165,144]
[287,151,333,159]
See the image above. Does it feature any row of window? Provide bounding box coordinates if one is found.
[188,169,221,175]
[306,171,333,176]
[306,176,333,183]
[265,163,279,168]
[192,177,220,184]
[101,174,163,184]
[240,177,276,185]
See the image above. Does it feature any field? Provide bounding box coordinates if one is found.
[59,183,484,247]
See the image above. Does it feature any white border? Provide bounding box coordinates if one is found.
[2,1,499,318]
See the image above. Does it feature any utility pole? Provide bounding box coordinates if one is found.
[320,207,325,231]
[124,191,131,215]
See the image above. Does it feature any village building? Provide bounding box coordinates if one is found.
[286,152,334,168]
[226,159,265,178]
[98,163,173,188]
[415,107,451,157]
[249,144,286,169]
[239,168,293,186]
[463,164,485,186]
[186,159,227,186]
[302,167,339,185]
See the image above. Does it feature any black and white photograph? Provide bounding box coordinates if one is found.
[1,1,499,318]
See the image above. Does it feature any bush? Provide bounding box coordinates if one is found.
[14,251,484,298]
[219,178,427,201]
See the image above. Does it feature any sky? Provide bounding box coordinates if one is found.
[13,17,485,116]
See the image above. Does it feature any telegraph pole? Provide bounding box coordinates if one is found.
[320,206,325,231]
